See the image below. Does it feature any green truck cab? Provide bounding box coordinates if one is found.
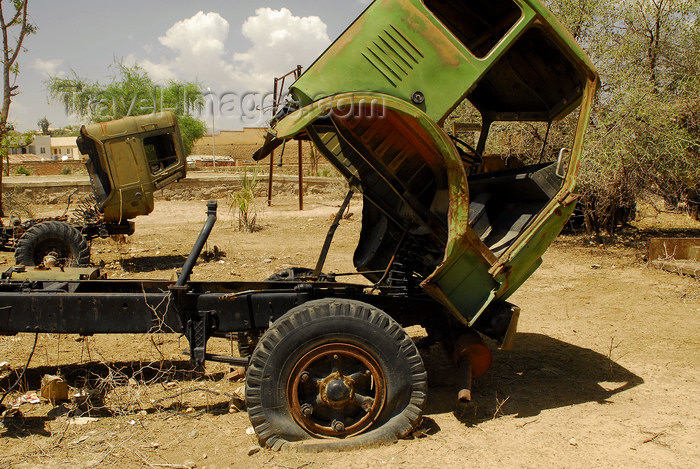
[257,0,599,331]
[3,112,186,267]
[77,111,187,223]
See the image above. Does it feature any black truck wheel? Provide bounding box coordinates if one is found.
[15,221,90,267]
[245,299,427,451]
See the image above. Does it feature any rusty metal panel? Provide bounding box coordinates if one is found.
[648,238,700,261]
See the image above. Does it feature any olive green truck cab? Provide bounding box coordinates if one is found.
[3,111,186,266]
[77,111,187,223]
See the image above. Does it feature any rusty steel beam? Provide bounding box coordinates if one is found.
[298,140,304,211]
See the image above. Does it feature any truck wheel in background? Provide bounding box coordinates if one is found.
[15,221,90,267]
[245,299,427,451]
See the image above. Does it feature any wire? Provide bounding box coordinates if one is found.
[0,333,39,410]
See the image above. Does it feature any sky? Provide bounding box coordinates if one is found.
[11,0,373,132]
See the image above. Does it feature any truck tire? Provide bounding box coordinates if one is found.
[15,221,90,267]
[245,299,427,451]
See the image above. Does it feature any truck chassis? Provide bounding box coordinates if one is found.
[1,201,506,450]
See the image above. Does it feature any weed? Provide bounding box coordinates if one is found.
[14,165,30,176]
[228,167,260,232]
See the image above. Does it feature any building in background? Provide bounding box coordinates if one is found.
[27,136,51,157]
[49,137,82,160]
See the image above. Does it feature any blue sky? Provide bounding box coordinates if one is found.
[12,0,373,132]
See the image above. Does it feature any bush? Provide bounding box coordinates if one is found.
[14,166,30,176]
[61,166,72,175]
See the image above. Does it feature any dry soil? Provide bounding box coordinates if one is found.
[0,195,699,469]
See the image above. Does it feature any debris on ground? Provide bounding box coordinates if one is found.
[40,375,69,403]
[11,392,40,407]
[69,416,99,426]
[225,366,246,382]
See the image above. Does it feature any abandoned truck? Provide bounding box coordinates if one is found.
[0,0,599,452]
[0,111,186,266]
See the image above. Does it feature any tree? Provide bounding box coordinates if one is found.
[178,115,207,156]
[49,125,80,137]
[46,60,206,154]
[0,0,34,216]
[1,128,32,176]
[543,0,700,233]
[37,116,49,134]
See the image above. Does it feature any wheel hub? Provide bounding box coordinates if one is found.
[287,343,386,438]
[320,373,354,407]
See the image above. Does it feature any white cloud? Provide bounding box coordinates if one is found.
[160,11,229,60]
[33,58,64,77]
[232,8,330,91]
[130,9,331,129]
[132,11,234,87]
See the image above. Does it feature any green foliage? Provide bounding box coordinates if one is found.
[228,168,260,232]
[543,0,700,232]
[60,166,71,175]
[1,130,34,159]
[37,116,50,135]
[50,125,80,137]
[14,165,30,176]
[46,60,206,155]
[178,115,207,156]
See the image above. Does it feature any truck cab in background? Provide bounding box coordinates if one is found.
[77,111,187,224]
[2,111,187,266]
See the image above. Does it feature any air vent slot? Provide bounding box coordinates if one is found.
[362,25,424,87]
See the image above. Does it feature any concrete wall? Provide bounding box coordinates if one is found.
[3,173,341,206]
[196,127,266,146]
[191,140,319,166]
[7,161,85,176]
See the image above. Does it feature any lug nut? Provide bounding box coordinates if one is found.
[332,420,345,433]
[361,398,374,412]
[301,404,313,417]
[300,371,310,383]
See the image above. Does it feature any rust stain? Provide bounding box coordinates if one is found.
[394,0,464,68]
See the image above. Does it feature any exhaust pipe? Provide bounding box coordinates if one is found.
[176,200,218,287]
[453,330,492,404]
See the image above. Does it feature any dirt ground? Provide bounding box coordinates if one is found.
[1,194,699,469]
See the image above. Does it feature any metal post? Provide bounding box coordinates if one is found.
[298,140,304,211]
[212,110,216,169]
[208,87,216,169]
[268,150,275,207]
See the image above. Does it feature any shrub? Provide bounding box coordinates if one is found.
[14,166,30,176]
[228,168,260,232]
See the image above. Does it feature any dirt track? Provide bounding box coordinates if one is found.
[1,196,699,468]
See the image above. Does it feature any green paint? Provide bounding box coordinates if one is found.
[264,0,599,325]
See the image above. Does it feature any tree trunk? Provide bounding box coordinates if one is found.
[0,1,31,217]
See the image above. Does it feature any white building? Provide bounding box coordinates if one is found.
[50,137,82,160]
[27,135,51,157]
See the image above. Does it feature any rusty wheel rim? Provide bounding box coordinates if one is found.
[287,343,386,438]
